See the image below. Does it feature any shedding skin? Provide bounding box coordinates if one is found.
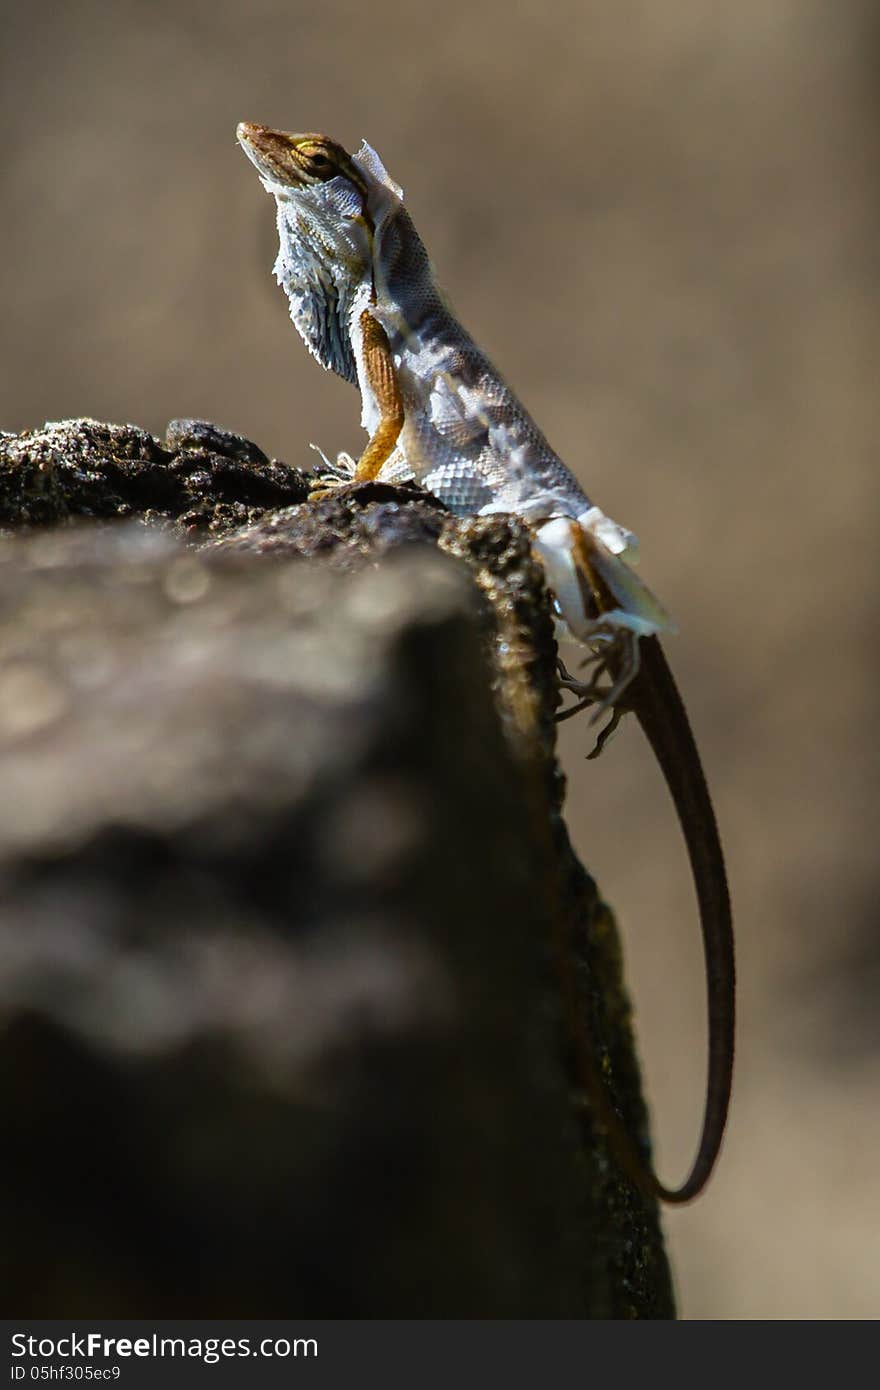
[236,120,735,1204]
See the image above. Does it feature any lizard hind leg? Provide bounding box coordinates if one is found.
[538,516,664,760]
[535,514,671,719]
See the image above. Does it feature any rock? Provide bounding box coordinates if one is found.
[0,418,310,536]
[0,421,674,1317]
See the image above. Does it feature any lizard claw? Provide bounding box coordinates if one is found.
[553,639,635,753]
[307,478,346,500]
[307,446,357,500]
[586,705,624,758]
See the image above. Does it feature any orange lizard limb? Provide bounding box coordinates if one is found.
[351,310,404,481]
[309,310,404,499]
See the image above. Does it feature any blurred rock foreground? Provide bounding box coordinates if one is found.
[0,419,673,1317]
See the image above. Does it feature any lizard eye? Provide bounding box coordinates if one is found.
[301,149,335,178]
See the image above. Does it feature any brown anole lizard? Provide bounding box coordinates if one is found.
[236,121,735,1203]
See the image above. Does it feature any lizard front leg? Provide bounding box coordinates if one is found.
[352,309,405,481]
[309,310,404,498]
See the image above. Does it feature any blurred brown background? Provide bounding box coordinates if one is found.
[1,0,877,1318]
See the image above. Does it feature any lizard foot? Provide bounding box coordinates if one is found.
[555,655,605,720]
[555,650,631,755]
[307,446,357,499]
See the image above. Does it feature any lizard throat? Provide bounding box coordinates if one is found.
[273,202,370,384]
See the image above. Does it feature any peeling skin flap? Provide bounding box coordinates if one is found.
[579,525,677,636]
[276,175,365,223]
[577,505,638,561]
[534,517,676,641]
[354,141,404,201]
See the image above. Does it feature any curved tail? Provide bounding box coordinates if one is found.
[625,635,735,1202]
[547,520,736,1203]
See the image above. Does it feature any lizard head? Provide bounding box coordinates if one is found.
[236,122,404,233]
[236,123,371,205]
[236,122,404,383]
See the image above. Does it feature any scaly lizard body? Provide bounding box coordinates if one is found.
[237,121,734,1203]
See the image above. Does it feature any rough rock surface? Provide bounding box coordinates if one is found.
[0,420,674,1317]
[0,418,310,536]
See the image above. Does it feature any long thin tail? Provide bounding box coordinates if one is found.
[539,518,735,1201]
[558,635,735,1204]
[629,635,735,1202]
